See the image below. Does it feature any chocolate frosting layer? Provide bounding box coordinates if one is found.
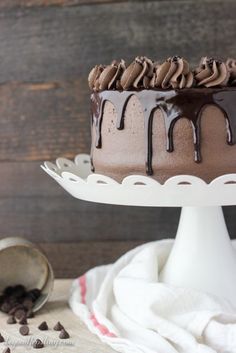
[194,57,229,87]
[91,88,236,175]
[150,56,193,89]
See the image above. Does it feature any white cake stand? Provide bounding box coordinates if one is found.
[42,154,236,307]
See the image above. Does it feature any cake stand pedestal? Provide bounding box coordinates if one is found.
[42,154,236,307]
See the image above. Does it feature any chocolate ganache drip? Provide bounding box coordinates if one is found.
[91,88,236,175]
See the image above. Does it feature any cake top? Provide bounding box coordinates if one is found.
[88,56,236,92]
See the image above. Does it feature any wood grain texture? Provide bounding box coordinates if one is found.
[0,1,235,83]
[0,0,228,9]
[0,196,180,242]
[0,0,131,9]
[0,279,116,353]
[39,241,143,277]
[0,81,89,161]
[0,199,235,242]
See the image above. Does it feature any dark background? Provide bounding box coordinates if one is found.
[0,0,235,277]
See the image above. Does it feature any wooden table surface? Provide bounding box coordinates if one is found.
[0,279,115,353]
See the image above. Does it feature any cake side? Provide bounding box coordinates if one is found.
[91,89,236,183]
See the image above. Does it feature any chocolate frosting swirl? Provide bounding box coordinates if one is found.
[150,56,193,89]
[120,56,154,90]
[194,57,229,87]
[88,60,126,91]
[226,58,236,86]
[99,60,126,90]
[88,65,104,91]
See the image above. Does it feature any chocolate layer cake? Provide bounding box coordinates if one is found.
[88,56,236,183]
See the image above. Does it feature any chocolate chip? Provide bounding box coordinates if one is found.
[8,308,16,316]
[59,329,70,339]
[0,334,5,342]
[53,321,64,331]
[23,297,33,310]
[2,348,10,353]
[1,302,11,313]
[38,321,48,331]
[7,316,16,324]
[15,308,26,320]
[7,296,17,306]
[19,316,27,325]
[28,289,41,302]
[12,285,26,299]
[3,286,14,297]
[0,296,4,305]
[33,339,44,349]
[8,304,23,315]
[19,325,29,336]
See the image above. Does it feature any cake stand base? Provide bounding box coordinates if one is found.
[160,206,236,307]
[42,155,236,306]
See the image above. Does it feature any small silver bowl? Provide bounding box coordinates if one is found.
[0,237,54,312]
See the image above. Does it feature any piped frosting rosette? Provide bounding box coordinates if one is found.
[119,56,154,89]
[150,56,194,89]
[88,60,126,91]
[194,57,229,87]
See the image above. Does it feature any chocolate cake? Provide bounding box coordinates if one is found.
[88,56,236,183]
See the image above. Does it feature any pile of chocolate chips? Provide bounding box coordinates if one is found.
[0,285,41,320]
[0,286,70,351]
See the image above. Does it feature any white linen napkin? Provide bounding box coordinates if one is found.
[69,239,236,353]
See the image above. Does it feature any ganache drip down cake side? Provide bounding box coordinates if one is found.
[88,56,236,183]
